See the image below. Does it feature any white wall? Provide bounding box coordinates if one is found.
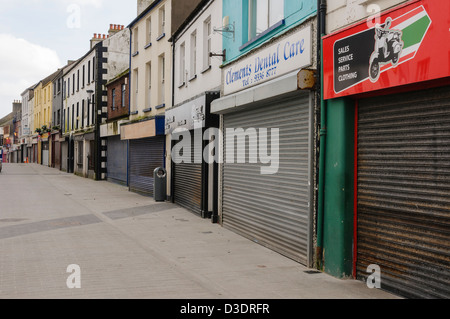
[103,28,131,83]
[64,49,96,134]
[130,0,172,120]
[173,0,222,106]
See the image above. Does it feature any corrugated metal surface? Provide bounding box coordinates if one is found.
[33,144,38,164]
[54,141,61,168]
[172,130,203,215]
[42,142,49,167]
[222,94,312,265]
[107,136,127,184]
[357,85,450,299]
[129,136,165,197]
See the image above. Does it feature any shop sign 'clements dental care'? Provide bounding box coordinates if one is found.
[223,25,312,95]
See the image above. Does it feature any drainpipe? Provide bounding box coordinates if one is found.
[316,0,327,270]
[127,28,132,188]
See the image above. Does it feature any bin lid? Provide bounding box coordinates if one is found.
[154,167,167,178]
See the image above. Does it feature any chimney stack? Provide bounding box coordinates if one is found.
[108,24,124,37]
[90,33,102,49]
[91,24,126,49]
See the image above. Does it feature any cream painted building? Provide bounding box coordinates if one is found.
[34,71,59,132]
[122,0,202,197]
[33,70,59,165]
[129,0,172,122]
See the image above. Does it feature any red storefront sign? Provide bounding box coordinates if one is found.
[323,0,450,100]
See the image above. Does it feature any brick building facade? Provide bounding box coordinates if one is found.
[107,70,129,121]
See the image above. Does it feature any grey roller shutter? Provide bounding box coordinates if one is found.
[42,142,49,167]
[222,93,312,265]
[129,136,165,197]
[54,141,61,168]
[357,85,450,299]
[107,136,128,184]
[172,129,203,215]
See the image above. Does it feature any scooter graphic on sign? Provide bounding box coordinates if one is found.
[369,18,404,83]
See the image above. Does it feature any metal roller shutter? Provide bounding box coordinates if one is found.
[107,136,128,184]
[42,142,49,167]
[129,136,165,197]
[54,141,61,168]
[222,93,312,265]
[173,130,203,216]
[357,85,450,299]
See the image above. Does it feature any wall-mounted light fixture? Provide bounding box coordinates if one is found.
[213,16,235,41]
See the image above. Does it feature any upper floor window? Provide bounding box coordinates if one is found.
[88,61,91,83]
[121,83,126,107]
[190,31,197,79]
[179,42,186,85]
[133,27,139,53]
[249,0,284,40]
[159,6,166,37]
[146,62,152,108]
[92,57,95,82]
[146,17,152,45]
[112,88,116,110]
[134,69,139,109]
[82,65,85,88]
[203,17,212,70]
[159,54,165,105]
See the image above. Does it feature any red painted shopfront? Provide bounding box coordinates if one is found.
[322,0,450,299]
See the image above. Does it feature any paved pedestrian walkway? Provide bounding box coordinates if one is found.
[0,163,400,299]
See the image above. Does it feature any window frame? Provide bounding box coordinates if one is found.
[158,54,165,106]
[247,0,285,43]
[159,6,166,38]
[146,17,152,46]
[179,42,186,86]
[146,62,152,108]
[121,83,126,108]
[112,88,116,111]
[190,31,197,80]
[203,17,212,71]
[133,27,139,53]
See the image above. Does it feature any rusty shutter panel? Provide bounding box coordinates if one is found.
[357,85,450,299]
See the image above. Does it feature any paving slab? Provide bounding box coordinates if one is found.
[0,163,400,300]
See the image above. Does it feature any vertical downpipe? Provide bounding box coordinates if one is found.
[353,100,359,278]
[127,28,132,187]
[316,0,327,270]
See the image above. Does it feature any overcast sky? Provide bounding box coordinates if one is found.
[0,0,137,119]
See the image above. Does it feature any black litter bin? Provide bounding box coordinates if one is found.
[153,167,167,202]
